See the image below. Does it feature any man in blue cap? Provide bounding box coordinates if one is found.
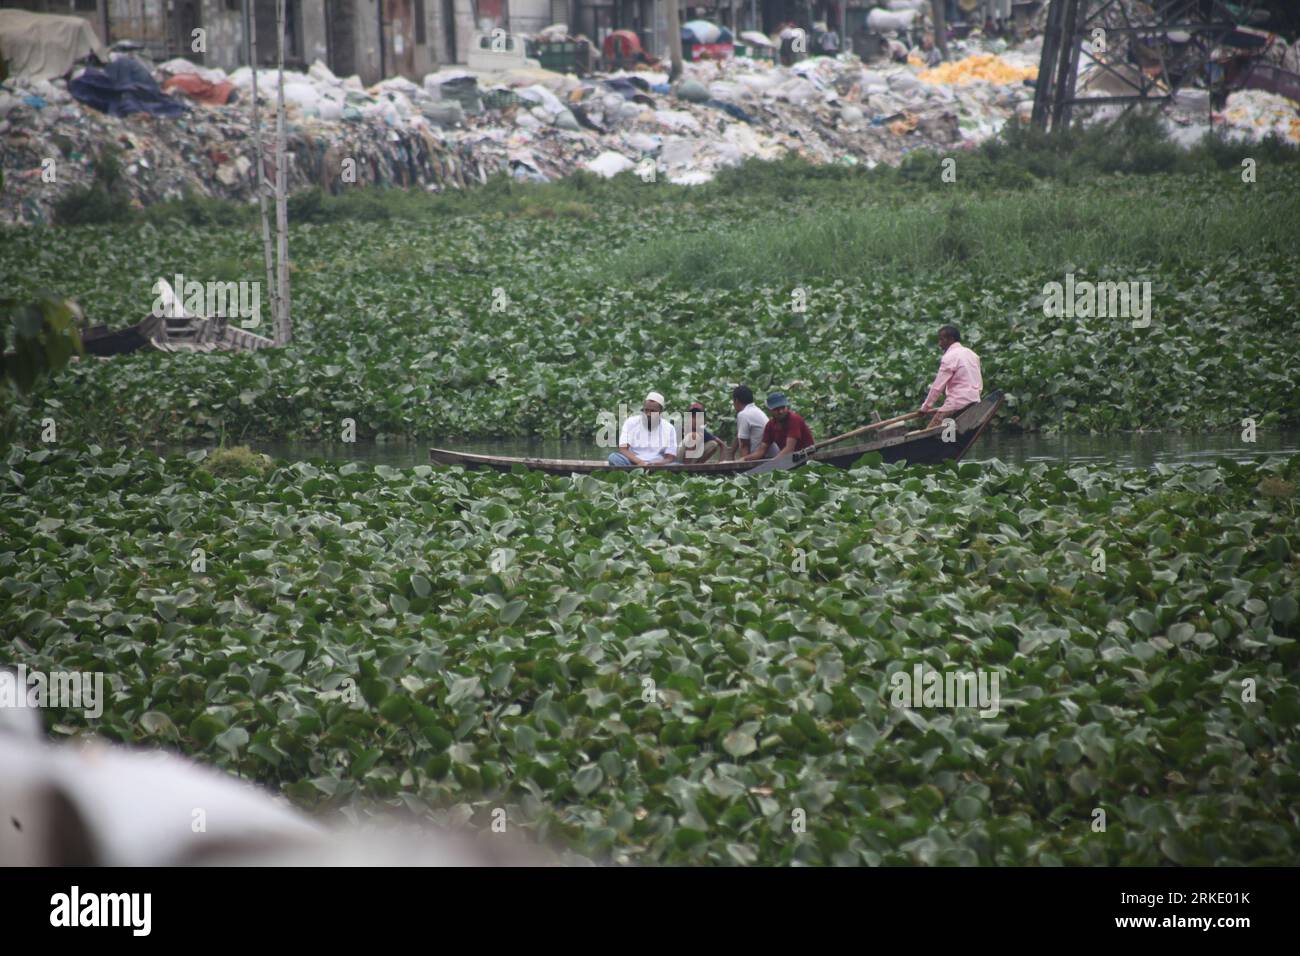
[741,392,815,462]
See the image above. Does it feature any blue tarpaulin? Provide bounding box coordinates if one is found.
[69,57,188,118]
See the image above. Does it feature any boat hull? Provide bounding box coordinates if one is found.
[430,392,1003,476]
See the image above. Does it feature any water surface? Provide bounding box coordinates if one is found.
[191,429,1300,470]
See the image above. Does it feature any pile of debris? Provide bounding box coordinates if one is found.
[2,22,1296,225]
[0,39,1046,224]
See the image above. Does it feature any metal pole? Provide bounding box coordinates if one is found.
[1049,0,1082,131]
[1031,0,1065,130]
[932,1,947,60]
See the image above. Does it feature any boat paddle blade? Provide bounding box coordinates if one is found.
[743,451,806,476]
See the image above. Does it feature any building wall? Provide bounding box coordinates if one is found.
[5,1,109,44]
[11,0,442,79]
[343,0,441,84]
[351,0,382,83]
[411,0,439,75]
[449,0,475,65]
[510,0,556,37]
[301,1,329,64]
[199,0,242,72]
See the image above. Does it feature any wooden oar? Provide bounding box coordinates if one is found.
[743,410,926,476]
[812,410,927,451]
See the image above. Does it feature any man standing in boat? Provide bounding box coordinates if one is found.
[608,391,678,467]
[920,324,982,429]
[741,392,815,462]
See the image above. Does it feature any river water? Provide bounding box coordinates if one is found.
[206,430,1300,470]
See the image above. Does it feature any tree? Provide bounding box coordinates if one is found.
[1,295,84,399]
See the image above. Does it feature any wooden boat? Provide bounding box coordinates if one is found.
[430,391,1003,476]
[81,313,277,356]
[80,278,281,357]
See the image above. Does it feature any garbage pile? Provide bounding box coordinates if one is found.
[1,24,1294,226]
[1215,89,1300,144]
[0,40,1046,224]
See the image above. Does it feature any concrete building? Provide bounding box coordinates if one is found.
[2,0,445,83]
[1,0,785,75]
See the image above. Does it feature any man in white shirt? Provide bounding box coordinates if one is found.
[729,385,777,460]
[608,391,678,467]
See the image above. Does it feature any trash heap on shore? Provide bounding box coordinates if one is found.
[0,35,1043,224]
[1,27,1297,225]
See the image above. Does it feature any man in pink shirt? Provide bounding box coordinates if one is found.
[920,324,982,428]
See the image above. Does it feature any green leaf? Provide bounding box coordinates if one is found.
[722,730,757,758]
[1270,596,1297,624]
[214,727,249,756]
[139,711,178,737]
[189,714,226,746]
[572,763,604,795]
[952,796,983,821]
[499,600,526,625]
[378,695,411,721]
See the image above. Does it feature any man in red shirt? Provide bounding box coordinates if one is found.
[742,392,815,461]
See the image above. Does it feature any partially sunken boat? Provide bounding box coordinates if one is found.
[80,278,278,356]
[431,392,1003,476]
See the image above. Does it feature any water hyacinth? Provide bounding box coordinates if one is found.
[2,169,1298,449]
[2,444,1296,865]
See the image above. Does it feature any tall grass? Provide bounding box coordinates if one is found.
[608,168,1300,285]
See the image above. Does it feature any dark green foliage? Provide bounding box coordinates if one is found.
[52,147,133,226]
[2,445,1296,864]
[2,166,1297,446]
[0,295,83,400]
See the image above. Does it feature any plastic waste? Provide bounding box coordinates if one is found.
[0,32,1103,224]
[867,9,918,32]
[675,79,710,103]
[422,101,464,126]
[585,150,635,177]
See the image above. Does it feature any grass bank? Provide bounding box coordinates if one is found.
[608,172,1300,286]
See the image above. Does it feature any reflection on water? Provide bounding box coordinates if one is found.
[189,430,1300,471]
[968,429,1299,468]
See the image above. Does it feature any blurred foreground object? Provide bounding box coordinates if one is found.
[0,679,549,866]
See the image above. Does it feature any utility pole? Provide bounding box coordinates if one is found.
[666,0,683,82]
[932,0,948,60]
[274,0,292,345]
[247,0,278,338]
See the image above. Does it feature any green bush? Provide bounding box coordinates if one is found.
[202,445,272,478]
[140,188,253,227]
[52,147,134,226]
